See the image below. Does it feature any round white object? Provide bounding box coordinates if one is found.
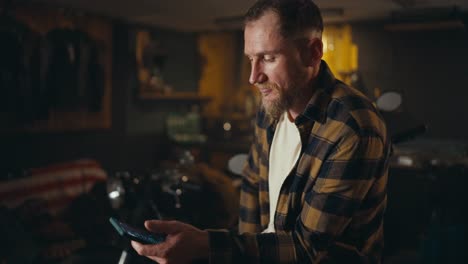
[227,153,248,175]
[376,91,402,112]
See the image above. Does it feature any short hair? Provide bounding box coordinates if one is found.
[244,0,324,38]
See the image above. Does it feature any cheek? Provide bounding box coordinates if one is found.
[284,61,307,87]
[265,64,289,89]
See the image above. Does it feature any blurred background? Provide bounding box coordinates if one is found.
[1,0,468,263]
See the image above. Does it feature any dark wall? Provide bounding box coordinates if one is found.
[0,23,200,173]
[352,22,468,140]
[351,22,468,257]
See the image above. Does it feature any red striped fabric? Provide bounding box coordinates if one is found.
[29,159,103,176]
[0,159,107,215]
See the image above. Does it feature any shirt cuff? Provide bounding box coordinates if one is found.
[206,229,233,264]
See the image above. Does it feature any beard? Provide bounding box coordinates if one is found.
[257,82,303,120]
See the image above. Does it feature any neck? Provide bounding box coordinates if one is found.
[287,104,306,121]
[288,61,322,121]
[287,76,319,121]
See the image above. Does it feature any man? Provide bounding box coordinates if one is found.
[132,0,390,263]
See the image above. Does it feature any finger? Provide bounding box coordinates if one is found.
[131,240,165,257]
[148,256,166,263]
[144,220,183,234]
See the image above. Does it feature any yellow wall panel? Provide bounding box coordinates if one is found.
[198,33,236,117]
[322,25,358,84]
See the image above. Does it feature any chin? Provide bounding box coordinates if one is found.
[262,98,285,120]
[262,92,278,105]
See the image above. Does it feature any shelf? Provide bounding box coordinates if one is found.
[139,92,211,102]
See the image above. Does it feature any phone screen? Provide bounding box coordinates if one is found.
[109,217,166,244]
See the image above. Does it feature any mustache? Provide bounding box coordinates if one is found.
[255,83,278,90]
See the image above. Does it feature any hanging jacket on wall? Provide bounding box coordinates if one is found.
[44,28,104,112]
[0,16,47,124]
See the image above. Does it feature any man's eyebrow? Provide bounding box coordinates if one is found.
[244,49,282,57]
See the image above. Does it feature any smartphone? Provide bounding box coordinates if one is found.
[109,217,166,244]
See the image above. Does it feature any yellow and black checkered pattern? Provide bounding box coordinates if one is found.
[207,61,390,264]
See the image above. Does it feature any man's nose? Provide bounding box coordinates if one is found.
[249,62,267,84]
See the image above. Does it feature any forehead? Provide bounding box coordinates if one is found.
[244,11,286,55]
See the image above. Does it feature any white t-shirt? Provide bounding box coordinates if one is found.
[263,111,302,233]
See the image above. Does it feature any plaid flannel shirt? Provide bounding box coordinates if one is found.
[208,61,390,263]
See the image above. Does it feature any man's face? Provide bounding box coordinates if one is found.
[244,11,309,119]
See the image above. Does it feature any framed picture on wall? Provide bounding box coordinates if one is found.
[135,30,170,96]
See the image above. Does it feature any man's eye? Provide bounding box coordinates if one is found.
[263,56,275,62]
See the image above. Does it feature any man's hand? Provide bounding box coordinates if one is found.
[131,220,209,264]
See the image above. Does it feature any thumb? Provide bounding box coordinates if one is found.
[144,220,183,235]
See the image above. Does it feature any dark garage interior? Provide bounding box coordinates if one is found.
[1,0,468,263]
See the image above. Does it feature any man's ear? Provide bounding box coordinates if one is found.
[300,38,323,66]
